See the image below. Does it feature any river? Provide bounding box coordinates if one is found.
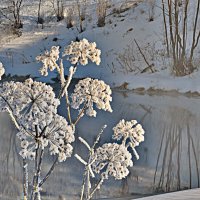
[1,90,200,199]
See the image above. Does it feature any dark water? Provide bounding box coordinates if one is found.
[1,91,200,200]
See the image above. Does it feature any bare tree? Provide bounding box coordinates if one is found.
[37,0,44,27]
[76,0,86,32]
[96,0,108,27]
[52,0,64,22]
[66,6,75,29]
[189,0,200,64]
[11,0,23,28]
[0,0,23,29]
[162,0,169,56]
[162,0,200,76]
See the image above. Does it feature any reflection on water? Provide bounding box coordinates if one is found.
[1,91,200,199]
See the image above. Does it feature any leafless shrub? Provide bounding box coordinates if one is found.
[96,0,108,27]
[116,41,168,74]
[65,6,75,29]
[51,0,64,22]
[116,42,141,74]
[0,0,23,29]
[76,0,87,32]
[0,23,22,42]
[162,0,200,76]
[112,1,139,15]
[37,0,44,28]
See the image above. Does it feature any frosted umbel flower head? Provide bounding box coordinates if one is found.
[0,78,74,162]
[113,119,145,147]
[63,38,101,65]
[71,78,112,117]
[0,79,60,119]
[36,46,60,76]
[0,62,5,80]
[18,114,75,162]
[0,81,22,112]
[92,143,133,180]
[15,78,60,125]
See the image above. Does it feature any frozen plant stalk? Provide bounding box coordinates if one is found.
[0,38,145,200]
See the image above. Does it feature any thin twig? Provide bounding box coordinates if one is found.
[30,132,40,200]
[80,169,87,200]
[39,156,58,187]
[0,95,34,137]
[134,38,154,73]
[34,149,44,200]
[23,159,28,200]
[91,125,107,151]
[88,178,103,200]
[86,169,90,199]
[79,125,106,199]
[57,59,73,124]
[74,103,87,126]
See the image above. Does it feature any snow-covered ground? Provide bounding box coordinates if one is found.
[0,0,200,94]
[0,0,200,199]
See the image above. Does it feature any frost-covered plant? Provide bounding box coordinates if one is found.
[0,78,74,200]
[18,114,74,162]
[0,38,145,200]
[75,120,144,200]
[36,46,60,76]
[71,77,112,117]
[112,119,144,160]
[63,38,101,65]
[113,119,145,146]
[92,143,133,180]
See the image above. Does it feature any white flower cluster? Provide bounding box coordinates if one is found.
[71,78,112,117]
[19,139,36,160]
[63,38,101,65]
[0,62,5,80]
[16,78,60,125]
[0,78,60,124]
[0,78,59,124]
[36,46,60,76]
[18,114,75,162]
[91,143,133,180]
[113,119,145,147]
[0,78,74,162]
[0,81,23,112]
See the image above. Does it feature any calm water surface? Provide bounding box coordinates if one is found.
[1,90,200,199]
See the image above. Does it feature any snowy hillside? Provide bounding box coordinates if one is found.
[0,0,200,95]
[1,1,200,200]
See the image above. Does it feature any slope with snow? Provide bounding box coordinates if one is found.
[0,0,199,95]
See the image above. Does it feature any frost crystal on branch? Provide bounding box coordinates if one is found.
[63,38,101,65]
[113,119,145,147]
[36,46,60,76]
[71,78,112,117]
[91,143,133,180]
[0,62,5,80]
